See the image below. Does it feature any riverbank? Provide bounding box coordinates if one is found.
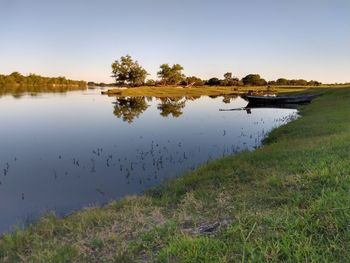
[101,85,317,97]
[1,87,350,262]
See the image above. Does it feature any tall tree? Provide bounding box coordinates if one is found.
[220,72,242,86]
[207,77,220,86]
[157,64,185,85]
[111,55,148,87]
[185,76,204,86]
[9,72,24,83]
[241,74,267,86]
[223,72,233,80]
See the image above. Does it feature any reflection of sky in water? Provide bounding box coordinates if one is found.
[0,89,297,234]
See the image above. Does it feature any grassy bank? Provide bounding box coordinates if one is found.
[1,87,350,262]
[101,85,314,97]
[101,85,342,97]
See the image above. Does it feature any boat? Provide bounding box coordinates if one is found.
[244,93,321,106]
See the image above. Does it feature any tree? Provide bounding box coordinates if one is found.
[274,78,320,86]
[206,77,220,86]
[0,72,86,89]
[2,75,17,86]
[308,80,322,86]
[242,74,267,86]
[10,72,24,83]
[224,72,233,80]
[184,76,204,86]
[276,78,289,85]
[220,72,242,86]
[111,55,148,87]
[145,79,156,86]
[157,64,185,85]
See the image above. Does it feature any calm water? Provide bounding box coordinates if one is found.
[0,88,297,234]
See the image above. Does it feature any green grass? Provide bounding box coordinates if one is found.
[1,87,350,262]
[102,85,314,97]
[102,85,341,98]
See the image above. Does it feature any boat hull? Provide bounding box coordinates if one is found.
[245,94,320,106]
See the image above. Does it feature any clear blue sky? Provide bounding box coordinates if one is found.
[1,0,349,83]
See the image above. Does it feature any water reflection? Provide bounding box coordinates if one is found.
[185,96,201,101]
[113,97,149,123]
[0,89,297,235]
[110,94,262,123]
[157,97,186,118]
[222,94,238,104]
[0,85,86,98]
[112,96,190,122]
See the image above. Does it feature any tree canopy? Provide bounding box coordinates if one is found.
[270,78,321,86]
[241,74,267,86]
[157,64,185,85]
[206,77,221,86]
[111,55,148,87]
[184,76,204,86]
[220,72,243,86]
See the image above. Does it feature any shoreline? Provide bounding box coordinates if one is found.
[100,85,321,98]
[1,86,350,262]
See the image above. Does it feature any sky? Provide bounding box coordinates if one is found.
[0,0,349,83]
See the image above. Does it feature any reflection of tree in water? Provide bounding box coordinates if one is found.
[222,94,238,104]
[113,97,149,123]
[0,87,77,99]
[185,96,201,101]
[157,97,186,118]
[145,96,153,103]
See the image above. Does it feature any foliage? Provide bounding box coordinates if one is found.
[206,77,221,86]
[157,64,185,85]
[0,72,86,88]
[220,72,243,86]
[223,72,232,80]
[87,82,115,87]
[111,55,148,87]
[183,76,205,86]
[108,55,325,88]
[270,78,322,86]
[241,74,267,86]
[145,79,156,86]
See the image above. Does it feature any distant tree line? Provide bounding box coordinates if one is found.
[0,72,86,88]
[111,55,323,87]
[267,78,322,86]
[87,82,116,87]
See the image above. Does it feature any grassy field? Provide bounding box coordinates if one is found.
[1,86,350,262]
[101,85,315,97]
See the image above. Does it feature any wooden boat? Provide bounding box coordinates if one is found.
[245,93,320,106]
